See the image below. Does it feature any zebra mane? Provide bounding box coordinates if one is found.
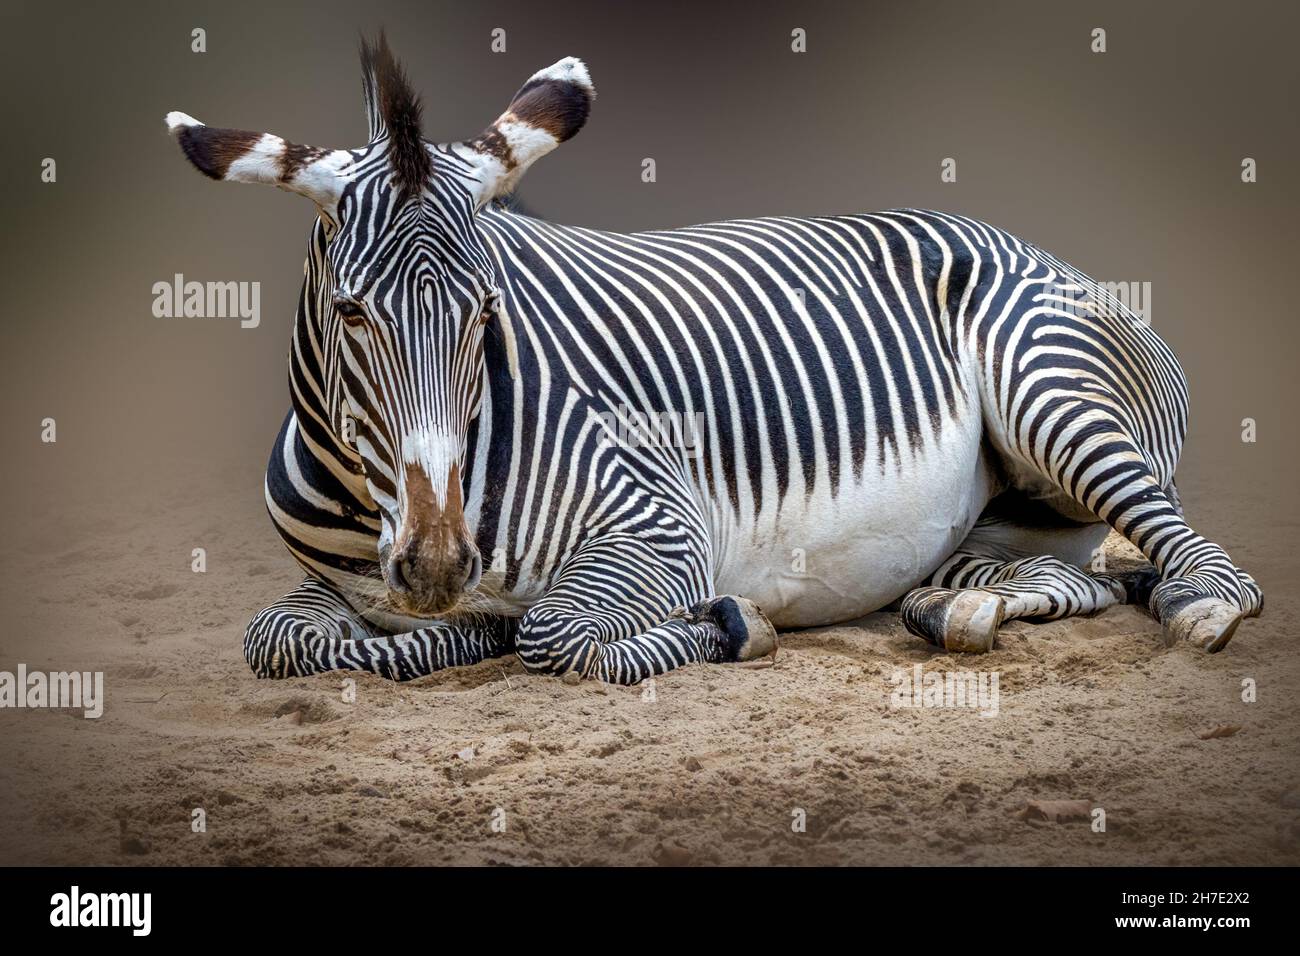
[359,32,432,201]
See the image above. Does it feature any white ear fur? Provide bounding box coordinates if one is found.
[460,56,594,209]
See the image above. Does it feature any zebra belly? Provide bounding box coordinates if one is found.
[710,418,993,629]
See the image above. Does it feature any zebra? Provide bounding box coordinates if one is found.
[165,35,1261,684]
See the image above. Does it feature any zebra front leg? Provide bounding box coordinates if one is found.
[513,535,777,685]
[245,577,516,680]
[901,553,1153,653]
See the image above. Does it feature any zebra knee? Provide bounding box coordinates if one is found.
[242,601,334,679]
[514,617,606,678]
[243,606,291,679]
[245,608,284,676]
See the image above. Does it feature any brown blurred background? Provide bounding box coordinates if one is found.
[3,0,1297,519]
[1,0,1298,868]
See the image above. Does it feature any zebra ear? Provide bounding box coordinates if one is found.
[165,111,351,208]
[461,57,594,209]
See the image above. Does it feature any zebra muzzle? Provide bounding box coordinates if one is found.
[383,535,481,616]
[382,461,481,616]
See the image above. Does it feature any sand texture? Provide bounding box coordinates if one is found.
[1,466,1296,866]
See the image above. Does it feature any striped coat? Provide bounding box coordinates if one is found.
[167,36,1262,683]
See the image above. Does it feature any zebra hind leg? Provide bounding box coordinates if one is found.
[990,400,1262,651]
[901,551,1156,653]
[244,576,516,680]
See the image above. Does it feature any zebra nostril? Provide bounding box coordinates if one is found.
[401,556,420,589]
[387,552,414,593]
[463,550,482,591]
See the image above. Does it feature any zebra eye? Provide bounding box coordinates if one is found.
[332,292,366,324]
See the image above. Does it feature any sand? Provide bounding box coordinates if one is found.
[1,463,1297,866]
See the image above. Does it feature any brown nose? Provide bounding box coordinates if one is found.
[384,463,481,616]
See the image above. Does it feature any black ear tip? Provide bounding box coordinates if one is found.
[170,123,261,181]
[175,126,222,180]
[508,77,593,143]
[556,85,591,142]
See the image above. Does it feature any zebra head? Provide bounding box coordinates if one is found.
[166,34,594,617]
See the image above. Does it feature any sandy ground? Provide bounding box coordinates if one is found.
[1,463,1297,867]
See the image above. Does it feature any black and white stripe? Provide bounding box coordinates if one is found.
[167,37,1261,684]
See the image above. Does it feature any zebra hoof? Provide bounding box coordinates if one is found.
[689,596,779,665]
[901,587,1003,652]
[941,590,1005,654]
[1160,596,1244,653]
